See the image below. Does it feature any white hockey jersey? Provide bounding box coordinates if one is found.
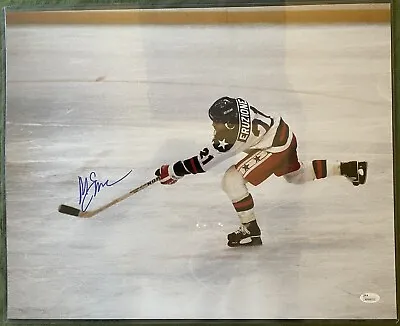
[172,97,293,177]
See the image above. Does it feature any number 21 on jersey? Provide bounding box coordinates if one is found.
[199,147,214,165]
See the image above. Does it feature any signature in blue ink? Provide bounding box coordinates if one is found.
[78,170,133,212]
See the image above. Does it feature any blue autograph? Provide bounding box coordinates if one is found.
[78,170,133,212]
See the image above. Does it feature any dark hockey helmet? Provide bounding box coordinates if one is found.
[208,96,239,124]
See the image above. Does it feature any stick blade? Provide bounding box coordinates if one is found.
[58,204,81,217]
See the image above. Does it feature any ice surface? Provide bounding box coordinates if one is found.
[5,23,395,319]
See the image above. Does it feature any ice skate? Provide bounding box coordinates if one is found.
[227,220,262,247]
[340,161,368,186]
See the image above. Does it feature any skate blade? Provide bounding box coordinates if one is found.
[228,236,262,247]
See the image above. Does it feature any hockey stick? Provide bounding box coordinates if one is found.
[58,176,161,218]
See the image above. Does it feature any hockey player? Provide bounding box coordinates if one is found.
[155,96,367,247]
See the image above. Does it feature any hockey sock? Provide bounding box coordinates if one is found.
[312,160,341,179]
[285,161,341,184]
[233,194,256,224]
[312,160,327,179]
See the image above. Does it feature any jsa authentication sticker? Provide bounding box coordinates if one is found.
[360,293,380,304]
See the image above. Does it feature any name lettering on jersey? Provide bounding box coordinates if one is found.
[236,98,251,142]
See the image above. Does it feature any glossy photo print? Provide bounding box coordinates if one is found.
[3,4,396,320]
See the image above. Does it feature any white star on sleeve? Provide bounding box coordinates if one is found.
[218,139,229,150]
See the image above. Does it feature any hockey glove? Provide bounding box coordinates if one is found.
[155,164,182,185]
